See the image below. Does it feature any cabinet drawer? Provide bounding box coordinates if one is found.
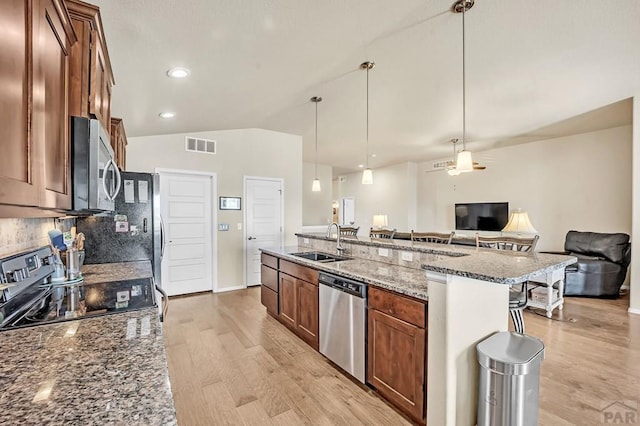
[261,285,278,316]
[261,252,278,269]
[280,259,318,285]
[261,265,278,292]
[368,287,426,328]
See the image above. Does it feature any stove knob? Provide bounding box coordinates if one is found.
[12,270,23,282]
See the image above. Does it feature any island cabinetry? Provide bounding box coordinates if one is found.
[278,260,319,350]
[66,0,114,136]
[367,286,427,424]
[260,253,279,316]
[0,0,76,211]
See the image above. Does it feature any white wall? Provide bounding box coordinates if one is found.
[631,97,640,313]
[337,162,418,233]
[302,162,333,225]
[127,128,302,291]
[418,125,632,251]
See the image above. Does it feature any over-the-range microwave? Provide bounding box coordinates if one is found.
[71,116,121,212]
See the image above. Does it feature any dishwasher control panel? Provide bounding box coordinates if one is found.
[318,272,366,298]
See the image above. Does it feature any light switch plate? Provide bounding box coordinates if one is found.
[378,248,389,257]
[218,223,230,231]
[401,251,413,262]
[237,223,242,230]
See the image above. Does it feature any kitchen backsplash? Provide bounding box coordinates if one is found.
[0,218,75,257]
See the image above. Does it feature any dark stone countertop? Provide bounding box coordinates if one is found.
[261,246,429,300]
[81,261,153,285]
[295,232,577,285]
[0,307,176,425]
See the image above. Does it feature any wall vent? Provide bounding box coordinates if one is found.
[432,161,449,170]
[185,137,216,154]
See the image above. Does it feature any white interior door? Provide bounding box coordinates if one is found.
[159,170,215,296]
[245,177,283,286]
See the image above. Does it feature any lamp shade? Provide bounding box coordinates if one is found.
[372,214,388,228]
[311,178,321,192]
[455,150,473,172]
[502,209,538,234]
[362,168,373,185]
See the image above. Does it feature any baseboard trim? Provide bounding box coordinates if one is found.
[628,307,640,315]
[215,285,247,293]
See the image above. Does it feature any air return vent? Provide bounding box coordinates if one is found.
[185,137,216,154]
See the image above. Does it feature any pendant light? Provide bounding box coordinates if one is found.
[454,0,474,173]
[310,96,322,192]
[361,61,375,185]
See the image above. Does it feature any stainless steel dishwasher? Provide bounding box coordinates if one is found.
[318,271,367,383]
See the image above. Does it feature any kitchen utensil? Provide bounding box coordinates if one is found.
[67,248,81,280]
[48,230,66,251]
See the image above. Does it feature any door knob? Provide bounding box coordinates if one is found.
[248,236,256,240]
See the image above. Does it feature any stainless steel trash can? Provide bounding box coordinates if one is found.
[477,331,545,426]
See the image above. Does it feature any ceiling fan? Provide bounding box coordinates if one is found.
[444,138,486,175]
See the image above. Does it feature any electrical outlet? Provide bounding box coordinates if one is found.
[237,223,242,230]
[378,248,389,257]
[401,251,413,262]
[303,238,309,244]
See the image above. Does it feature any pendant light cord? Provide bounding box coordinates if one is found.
[315,99,318,177]
[462,1,466,151]
[366,65,370,169]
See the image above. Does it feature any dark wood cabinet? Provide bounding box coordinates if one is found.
[34,0,75,210]
[66,0,114,137]
[0,0,75,212]
[279,273,297,329]
[110,117,127,170]
[367,287,427,424]
[260,253,280,317]
[296,279,319,348]
[0,0,37,207]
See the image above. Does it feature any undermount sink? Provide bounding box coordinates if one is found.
[290,251,350,263]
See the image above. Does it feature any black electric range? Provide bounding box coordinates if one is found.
[0,246,156,330]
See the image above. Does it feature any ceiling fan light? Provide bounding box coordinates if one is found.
[311,178,321,192]
[455,150,474,172]
[362,168,373,185]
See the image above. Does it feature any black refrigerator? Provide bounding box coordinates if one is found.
[76,172,163,286]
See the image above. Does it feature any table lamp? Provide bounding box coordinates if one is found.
[372,214,388,229]
[502,209,538,235]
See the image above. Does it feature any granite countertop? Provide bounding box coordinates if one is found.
[293,232,577,286]
[81,261,153,285]
[261,246,429,300]
[0,307,176,425]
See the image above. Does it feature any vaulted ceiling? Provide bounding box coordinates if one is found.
[94,0,639,175]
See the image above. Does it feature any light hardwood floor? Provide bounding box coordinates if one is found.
[163,288,640,426]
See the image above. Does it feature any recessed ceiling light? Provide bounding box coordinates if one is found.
[371,153,377,158]
[166,67,190,78]
[159,112,175,118]
[358,164,364,168]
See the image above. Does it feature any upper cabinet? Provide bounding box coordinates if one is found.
[0,0,76,211]
[66,0,114,137]
[110,117,127,170]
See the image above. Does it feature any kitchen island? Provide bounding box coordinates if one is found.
[273,233,577,425]
[0,261,176,425]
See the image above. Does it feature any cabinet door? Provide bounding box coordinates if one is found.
[0,0,39,207]
[33,0,73,209]
[89,31,111,134]
[296,279,319,350]
[367,309,425,422]
[279,273,297,330]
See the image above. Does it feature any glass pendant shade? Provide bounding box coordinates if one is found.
[455,150,473,172]
[362,168,373,185]
[311,178,321,192]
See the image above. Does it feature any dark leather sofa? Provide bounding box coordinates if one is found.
[560,230,631,297]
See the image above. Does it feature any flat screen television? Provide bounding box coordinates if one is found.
[455,202,509,231]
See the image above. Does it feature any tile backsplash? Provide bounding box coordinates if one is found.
[0,218,71,257]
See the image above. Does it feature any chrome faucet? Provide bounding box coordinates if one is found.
[326,222,346,254]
